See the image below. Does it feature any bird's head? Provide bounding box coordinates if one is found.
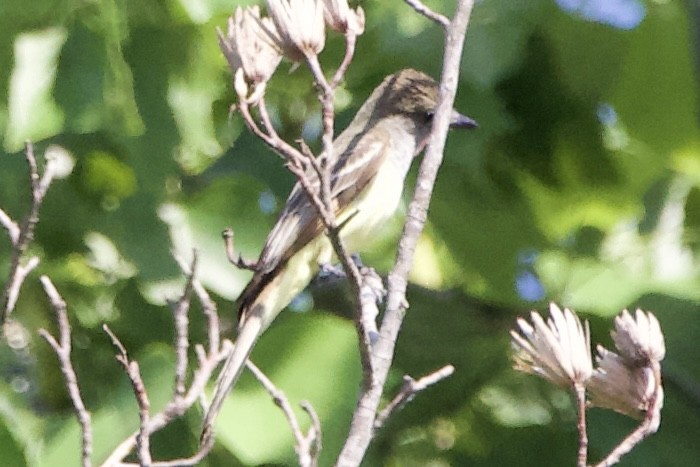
[366,68,477,130]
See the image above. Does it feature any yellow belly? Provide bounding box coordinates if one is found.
[337,156,405,252]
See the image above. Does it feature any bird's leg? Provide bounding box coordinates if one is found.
[317,253,365,279]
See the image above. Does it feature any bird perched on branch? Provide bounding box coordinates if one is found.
[203,68,477,435]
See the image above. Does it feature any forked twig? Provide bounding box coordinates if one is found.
[374,365,455,430]
[222,228,257,270]
[2,142,59,324]
[404,0,450,28]
[246,360,322,467]
[38,276,93,467]
[103,324,153,466]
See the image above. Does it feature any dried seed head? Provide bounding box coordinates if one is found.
[588,344,663,419]
[266,0,326,61]
[218,6,282,101]
[511,303,593,388]
[612,309,665,365]
[323,0,365,35]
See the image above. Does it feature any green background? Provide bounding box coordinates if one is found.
[1,0,699,465]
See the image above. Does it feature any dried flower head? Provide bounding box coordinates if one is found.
[588,344,663,419]
[218,6,282,100]
[323,0,365,35]
[266,0,326,61]
[511,303,593,388]
[588,309,664,423]
[612,309,665,365]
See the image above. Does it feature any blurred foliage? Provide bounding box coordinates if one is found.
[1,0,700,465]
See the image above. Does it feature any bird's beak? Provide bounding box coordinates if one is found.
[450,110,478,129]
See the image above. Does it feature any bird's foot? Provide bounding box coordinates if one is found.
[318,262,346,279]
[359,266,386,304]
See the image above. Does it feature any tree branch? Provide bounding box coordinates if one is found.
[170,254,198,399]
[575,383,588,467]
[100,255,230,466]
[336,1,475,464]
[246,360,322,467]
[103,324,153,466]
[374,364,455,430]
[404,0,450,28]
[38,276,93,467]
[2,142,58,325]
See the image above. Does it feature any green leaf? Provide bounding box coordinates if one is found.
[215,313,360,466]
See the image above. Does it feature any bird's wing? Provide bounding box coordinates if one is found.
[237,127,391,315]
[259,126,391,272]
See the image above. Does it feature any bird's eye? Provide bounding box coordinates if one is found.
[424,111,435,123]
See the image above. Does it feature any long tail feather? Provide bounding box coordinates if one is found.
[201,314,264,441]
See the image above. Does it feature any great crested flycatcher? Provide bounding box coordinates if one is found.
[203,68,477,431]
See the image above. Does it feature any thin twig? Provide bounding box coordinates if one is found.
[3,256,40,325]
[171,253,198,399]
[0,207,20,242]
[103,325,153,466]
[404,0,450,28]
[236,95,335,229]
[192,278,220,357]
[100,279,232,467]
[304,54,335,218]
[2,142,57,324]
[117,435,216,467]
[100,342,231,467]
[336,1,475,464]
[246,360,322,467]
[296,137,325,185]
[221,228,257,270]
[374,365,455,430]
[38,276,93,467]
[300,400,322,466]
[574,383,588,467]
[331,32,357,89]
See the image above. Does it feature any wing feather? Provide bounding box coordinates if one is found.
[238,127,391,317]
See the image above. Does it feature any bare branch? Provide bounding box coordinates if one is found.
[103,324,153,466]
[403,0,450,28]
[38,276,93,467]
[246,360,321,467]
[574,383,588,467]
[170,253,198,398]
[192,278,220,357]
[100,273,232,467]
[236,96,337,230]
[221,228,257,270]
[331,32,357,89]
[300,400,322,465]
[374,364,455,430]
[116,435,215,467]
[337,1,476,464]
[2,142,59,324]
[100,342,231,467]
[0,207,20,243]
[3,256,40,325]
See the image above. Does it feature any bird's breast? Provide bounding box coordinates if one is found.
[337,147,413,252]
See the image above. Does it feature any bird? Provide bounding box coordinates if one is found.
[202,68,477,435]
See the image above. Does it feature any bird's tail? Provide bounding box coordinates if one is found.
[201,314,263,441]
